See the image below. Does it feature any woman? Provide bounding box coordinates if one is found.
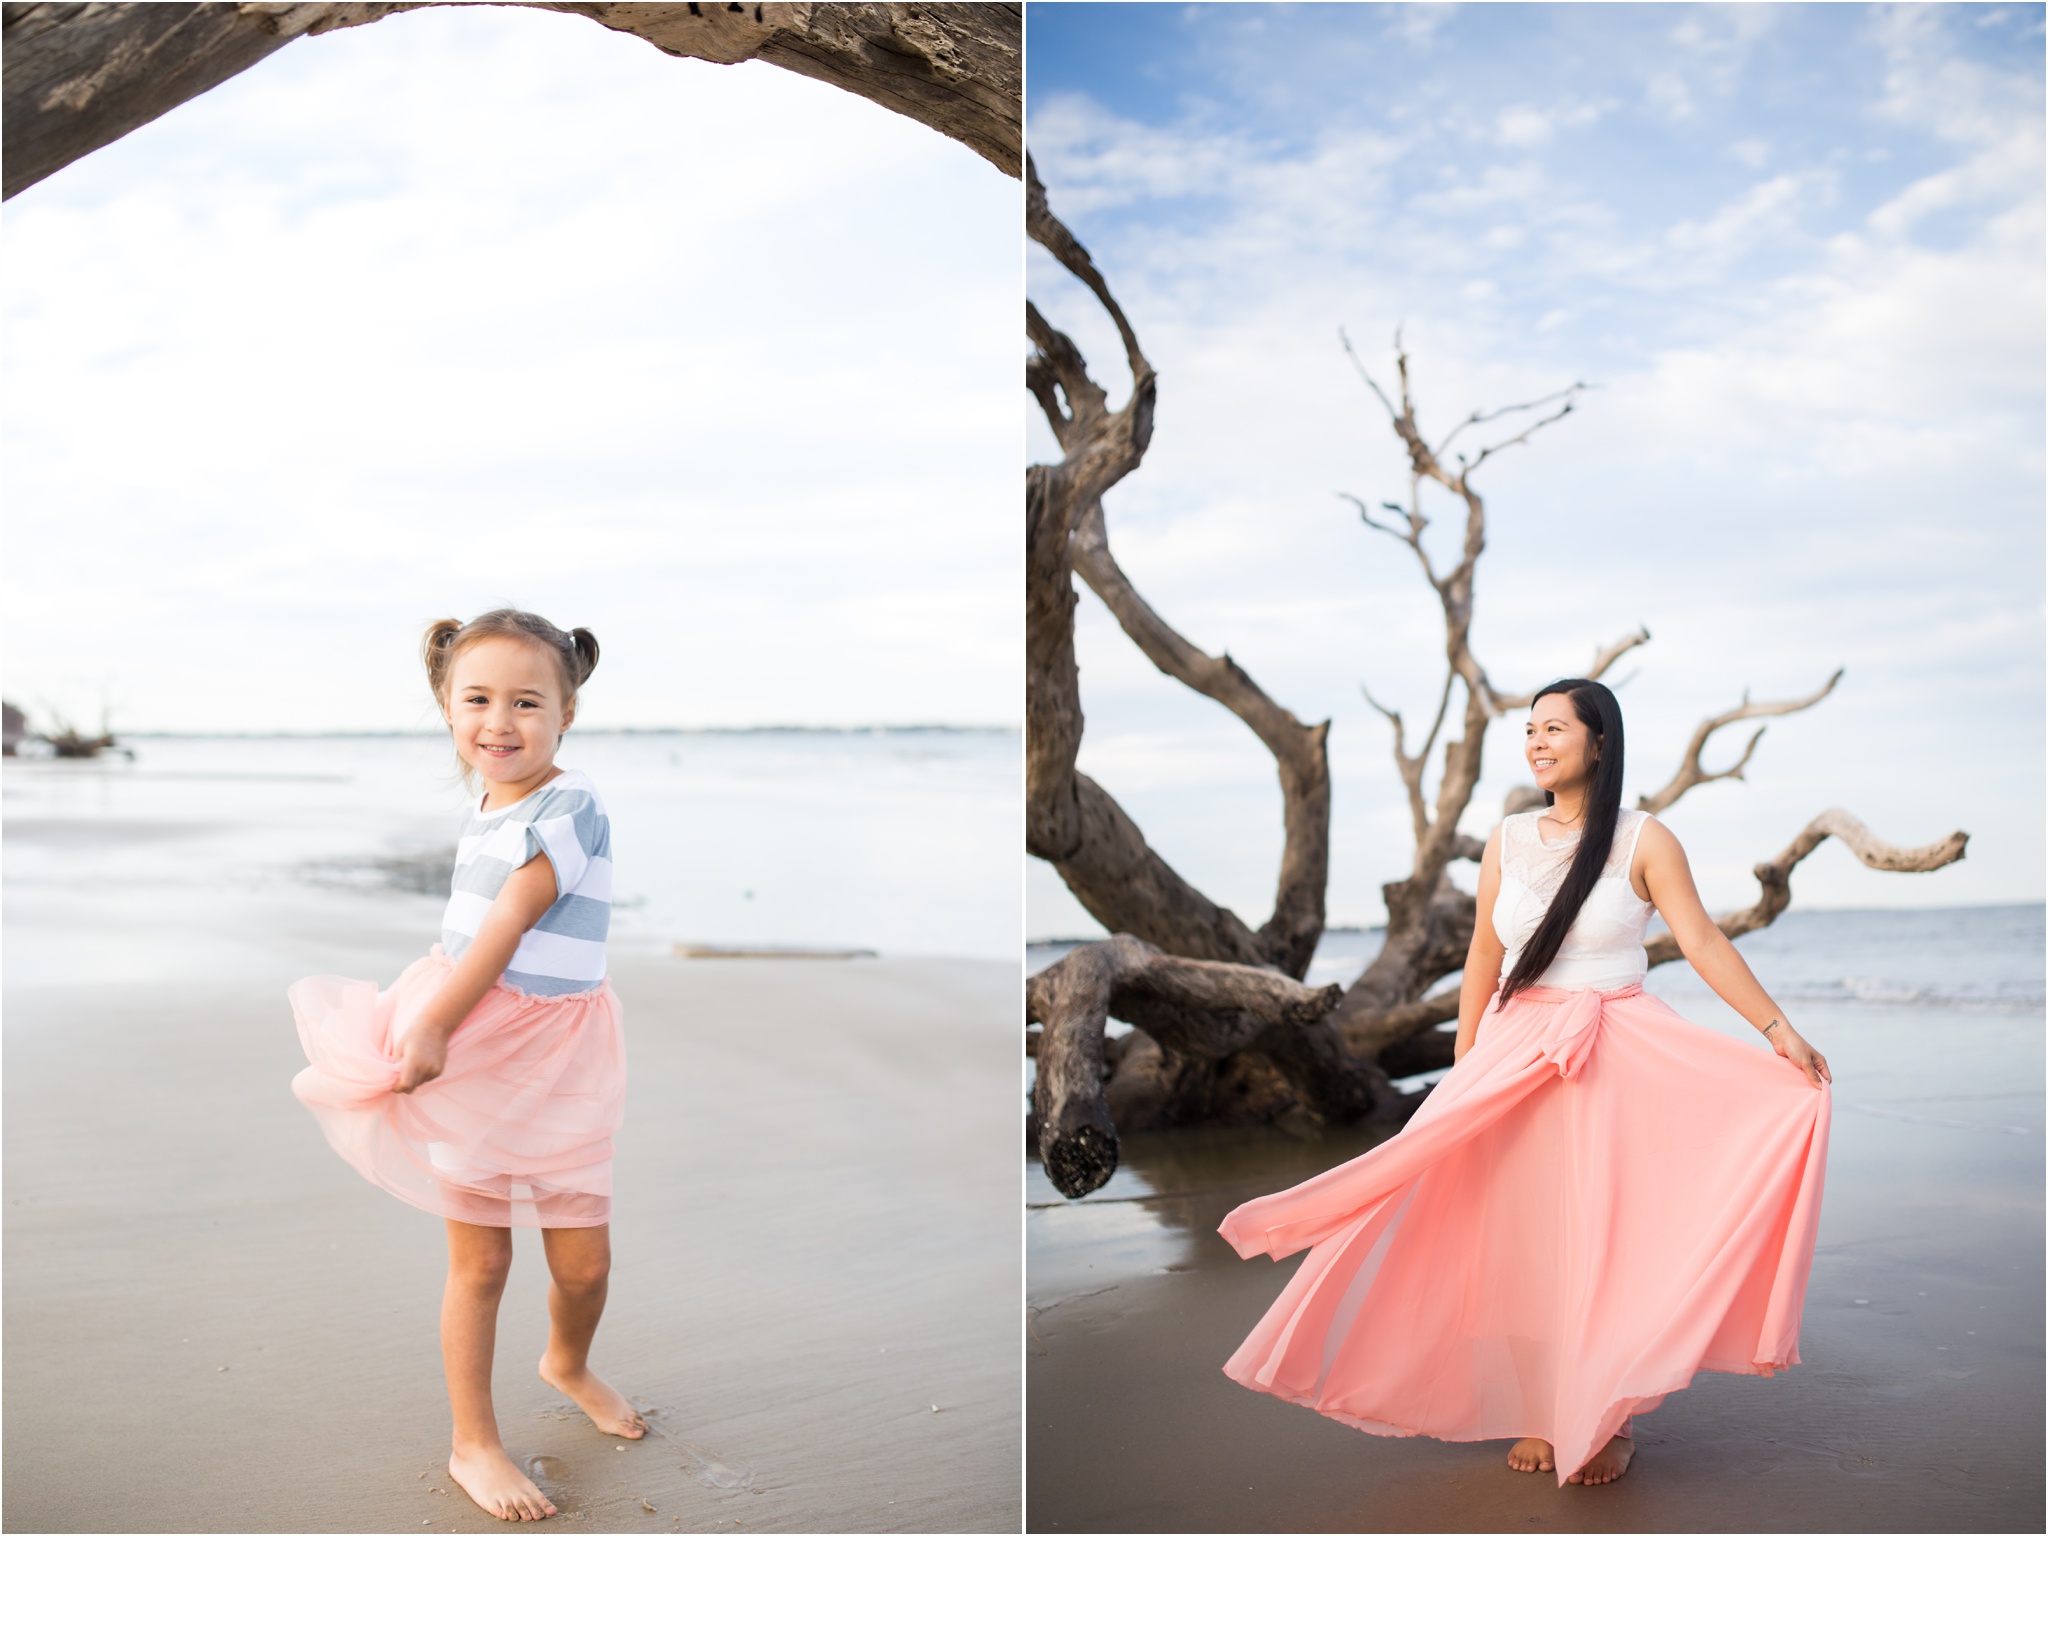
[1218,677,1832,1487]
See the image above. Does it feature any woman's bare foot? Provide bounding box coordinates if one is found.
[539,1357,647,1439]
[448,1443,557,1521]
[1567,1434,1635,1486]
[1507,1438,1555,1473]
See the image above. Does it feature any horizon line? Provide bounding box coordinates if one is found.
[94,723,1023,739]
[1028,903,2048,942]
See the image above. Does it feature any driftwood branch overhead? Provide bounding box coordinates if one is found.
[1636,668,1844,816]
[1360,669,1454,845]
[1068,501,1333,979]
[1486,627,1652,717]
[2,1,1021,200]
[1330,329,1601,1031]
[1643,808,1969,967]
[1433,381,1584,464]
[1026,148,1331,982]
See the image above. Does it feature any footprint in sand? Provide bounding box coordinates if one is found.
[520,1454,584,1517]
[633,1406,761,1495]
[674,1441,755,1492]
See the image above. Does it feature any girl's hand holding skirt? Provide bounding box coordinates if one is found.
[289,947,626,1230]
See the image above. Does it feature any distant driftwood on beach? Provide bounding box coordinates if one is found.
[1,699,126,759]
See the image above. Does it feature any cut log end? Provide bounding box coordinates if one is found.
[1042,1126,1119,1200]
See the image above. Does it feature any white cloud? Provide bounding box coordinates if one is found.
[1645,71,1697,122]
[1385,3,1462,51]
[1666,170,1830,270]
[1494,96,1608,149]
[1873,1,2035,146]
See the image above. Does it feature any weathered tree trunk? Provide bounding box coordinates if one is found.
[1025,157,1971,1198]
[2,1,1020,200]
[1024,155,1386,1192]
[1027,934,1344,1197]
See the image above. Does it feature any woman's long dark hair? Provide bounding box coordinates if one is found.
[1497,677,1627,1006]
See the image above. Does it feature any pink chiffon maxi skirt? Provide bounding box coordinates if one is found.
[289,948,626,1230]
[1218,982,1830,1485]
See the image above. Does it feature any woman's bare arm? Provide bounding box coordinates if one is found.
[395,851,559,1092]
[1634,818,1830,1087]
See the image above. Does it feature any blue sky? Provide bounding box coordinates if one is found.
[3,6,1016,734]
[1025,2,2044,928]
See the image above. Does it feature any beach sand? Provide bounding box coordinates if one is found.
[1027,1002,2044,1532]
[4,939,1020,1533]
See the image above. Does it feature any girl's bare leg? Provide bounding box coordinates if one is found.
[537,1224,646,1438]
[442,1220,556,1521]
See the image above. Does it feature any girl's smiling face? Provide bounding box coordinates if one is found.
[1525,691,1599,796]
[444,636,575,799]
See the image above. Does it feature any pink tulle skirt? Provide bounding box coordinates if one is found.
[289,949,626,1230]
[1218,983,1830,1485]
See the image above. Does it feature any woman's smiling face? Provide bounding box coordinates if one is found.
[1525,691,1599,796]
[444,636,574,794]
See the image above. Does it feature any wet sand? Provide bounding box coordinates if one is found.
[5,939,1019,1532]
[1027,1002,2044,1532]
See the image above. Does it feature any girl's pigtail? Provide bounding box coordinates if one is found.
[422,617,464,711]
[570,627,600,687]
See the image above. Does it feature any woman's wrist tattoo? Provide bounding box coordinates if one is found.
[1761,1018,1781,1038]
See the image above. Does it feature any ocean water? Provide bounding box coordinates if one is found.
[3,729,1020,983]
[1031,904,2045,1013]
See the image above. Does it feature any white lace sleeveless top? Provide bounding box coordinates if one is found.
[1493,807,1654,992]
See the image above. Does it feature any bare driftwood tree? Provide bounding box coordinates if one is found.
[1025,158,1970,1199]
[2,2,1020,199]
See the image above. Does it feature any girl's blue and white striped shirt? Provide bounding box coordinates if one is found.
[441,769,612,997]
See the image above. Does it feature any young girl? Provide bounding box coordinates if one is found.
[290,608,643,1523]
[1219,677,1833,1488]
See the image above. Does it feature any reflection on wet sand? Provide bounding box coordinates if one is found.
[1027,1000,2044,1533]
[1027,1120,1400,1293]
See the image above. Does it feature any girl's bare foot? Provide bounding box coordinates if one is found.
[539,1357,647,1439]
[448,1443,557,1521]
[1507,1438,1554,1473]
[1567,1434,1635,1486]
